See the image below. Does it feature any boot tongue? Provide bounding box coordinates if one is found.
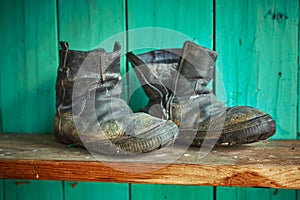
[137,49,182,64]
[135,49,181,90]
[176,41,217,95]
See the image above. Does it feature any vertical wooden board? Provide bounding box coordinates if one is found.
[4,180,63,200]
[215,0,299,199]
[131,184,213,200]
[58,0,125,50]
[0,180,3,200]
[58,0,126,66]
[298,4,300,141]
[127,0,214,111]
[217,187,296,200]
[59,3,129,200]
[64,181,129,200]
[0,68,2,132]
[58,0,127,98]
[127,0,213,48]
[0,0,58,133]
[215,0,298,139]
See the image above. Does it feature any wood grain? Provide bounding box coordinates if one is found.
[0,0,58,133]
[0,134,299,189]
[215,0,298,140]
[127,0,214,111]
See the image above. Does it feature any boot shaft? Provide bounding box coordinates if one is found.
[176,41,217,95]
[127,41,218,98]
[126,42,226,128]
[56,42,121,114]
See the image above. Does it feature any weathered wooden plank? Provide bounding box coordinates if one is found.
[58,2,129,199]
[0,159,299,189]
[4,180,63,200]
[215,0,299,198]
[215,0,298,140]
[0,0,58,133]
[0,134,299,189]
[216,187,297,200]
[131,184,213,200]
[0,0,62,198]
[64,181,129,200]
[1,134,299,165]
[0,1,62,199]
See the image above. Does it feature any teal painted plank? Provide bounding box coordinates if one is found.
[64,181,129,200]
[298,2,300,140]
[217,187,296,200]
[127,0,213,111]
[59,0,126,51]
[215,0,298,140]
[0,62,2,132]
[128,0,213,49]
[131,184,213,200]
[4,180,63,200]
[127,1,214,197]
[0,0,58,133]
[59,2,129,200]
[58,0,127,99]
[0,180,3,200]
[215,0,299,199]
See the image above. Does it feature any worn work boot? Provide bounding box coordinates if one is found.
[126,41,276,146]
[54,41,178,155]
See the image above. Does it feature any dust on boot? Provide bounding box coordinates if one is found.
[54,41,178,155]
[126,41,276,146]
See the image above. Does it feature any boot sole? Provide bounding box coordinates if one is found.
[191,114,276,146]
[216,114,276,146]
[86,120,178,155]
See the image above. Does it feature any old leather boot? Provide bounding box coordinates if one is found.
[126,41,276,146]
[54,41,178,155]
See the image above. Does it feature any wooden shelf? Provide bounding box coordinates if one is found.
[0,134,299,189]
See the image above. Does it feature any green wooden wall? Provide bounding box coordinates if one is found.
[0,0,299,199]
[0,0,58,133]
